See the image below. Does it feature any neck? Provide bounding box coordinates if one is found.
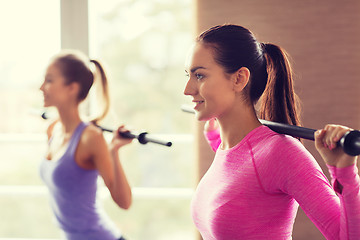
[217,104,261,150]
[56,105,82,134]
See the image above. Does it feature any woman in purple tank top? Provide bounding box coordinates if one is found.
[39,50,131,240]
[184,24,360,239]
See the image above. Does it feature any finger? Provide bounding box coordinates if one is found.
[323,125,337,149]
[115,126,132,140]
[328,126,341,150]
[333,128,351,142]
[118,125,134,135]
[330,128,348,150]
[314,129,326,149]
[322,125,352,150]
[118,130,132,139]
[117,125,126,131]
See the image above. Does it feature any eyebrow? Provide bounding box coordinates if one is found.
[185,66,207,74]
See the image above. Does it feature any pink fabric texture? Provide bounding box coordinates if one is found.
[191,125,360,240]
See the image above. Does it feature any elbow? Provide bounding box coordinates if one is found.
[122,201,131,210]
[108,180,132,210]
[120,194,132,210]
[115,190,132,210]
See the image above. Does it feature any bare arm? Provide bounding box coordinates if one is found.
[87,125,132,209]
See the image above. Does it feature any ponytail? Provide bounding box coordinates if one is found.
[197,24,301,127]
[89,59,110,125]
[52,50,111,125]
[258,43,301,127]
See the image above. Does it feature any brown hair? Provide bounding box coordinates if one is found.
[197,24,301,126]
[52,50,110,124]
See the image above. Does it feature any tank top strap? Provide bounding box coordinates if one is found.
[67,122,90,155]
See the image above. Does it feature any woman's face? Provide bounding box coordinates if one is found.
[184,43,236,121]
[40,62,73,108]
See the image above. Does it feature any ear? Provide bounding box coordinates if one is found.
[67,82,81,99]
[232,67,250,92]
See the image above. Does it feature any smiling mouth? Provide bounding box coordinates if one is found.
[193,101,204,110]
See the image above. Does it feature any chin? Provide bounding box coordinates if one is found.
[196,112,213,122]
[42,101,53,108]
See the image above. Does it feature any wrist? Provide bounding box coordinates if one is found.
[108,144,120,154]
[326,159,357,168]
[336,160,356,168]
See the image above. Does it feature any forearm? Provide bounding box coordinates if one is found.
[109,149,132,209]
[328,164,360,239]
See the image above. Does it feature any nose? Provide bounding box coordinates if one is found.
[40,81,45,92]
[183,78,197,96]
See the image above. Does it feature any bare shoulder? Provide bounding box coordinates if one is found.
[75,124,108,169]
[81,124,107,149]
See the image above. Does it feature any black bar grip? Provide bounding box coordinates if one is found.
[41,112,172,147]
[181,105,360,156]
[260,119,360,156]
[118,131,137,139]
[39,111,173,147]
[98,125,172,147]
[259,119,316,141]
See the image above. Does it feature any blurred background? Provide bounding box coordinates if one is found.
[0,0,196,239]
[1,0,360,239]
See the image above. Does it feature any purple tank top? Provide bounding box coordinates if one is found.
[40,122,122,240]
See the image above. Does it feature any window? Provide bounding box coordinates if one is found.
[0,0,195,239]
[88,0,196,239]
[0,0,61,239]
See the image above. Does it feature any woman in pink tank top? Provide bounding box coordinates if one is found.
[184,24,360,239]
[40,50,132,240]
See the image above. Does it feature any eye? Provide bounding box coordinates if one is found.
[195,73,204,80]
